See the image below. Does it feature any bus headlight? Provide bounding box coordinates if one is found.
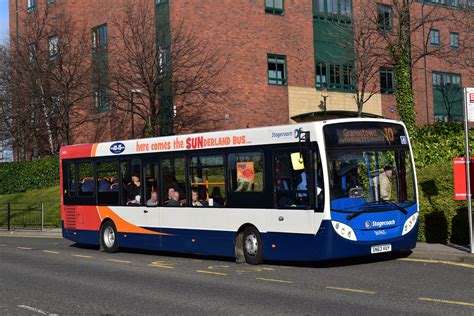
[331,221,357,241]
[402,213,418,236]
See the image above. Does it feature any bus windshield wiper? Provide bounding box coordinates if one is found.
[345,201,408,221]
[380,200,408,215]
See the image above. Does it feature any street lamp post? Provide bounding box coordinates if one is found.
[130,89,142,139]
[319,86,329,120]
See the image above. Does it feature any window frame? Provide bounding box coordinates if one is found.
[377,3,393,31]
[27,0,37,12]
[48,35,59,60]
[430,28,440,47]
[380,67,395,94]
[267,54,287,86]
[450,32,459,48]
[265,0,284,15]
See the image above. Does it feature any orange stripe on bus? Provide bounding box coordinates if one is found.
[97,206,172,236]
[91,144,98,157]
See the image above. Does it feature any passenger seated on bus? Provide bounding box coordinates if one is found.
[166,190,184,207]
[164,186,175,205]
[146,191,159,207]
[126,175,142,205]
[210,187,224,207]
[191,190,203,207]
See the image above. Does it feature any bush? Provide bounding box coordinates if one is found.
[412,122,474,168]
[417,162,470,244]
[0,156,59,195]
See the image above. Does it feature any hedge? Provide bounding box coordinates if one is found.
[0,156,59,195]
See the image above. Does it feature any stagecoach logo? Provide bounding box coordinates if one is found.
[293,128,301,138]
[110,142,126,154]
[365,220,396,229]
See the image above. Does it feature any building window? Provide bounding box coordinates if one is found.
[432,71,462,122]
[380,67,394,94]
[92,24,108,51]
[316,61,353,90]
[267,54,287,85]
[47,0,56,4]
[265,0,284,15]
[430,29,440,46]
[450,32,459,48]
[377,4,392,31]
[48,35,59,59]
[313,0,352,22]
[27,0,37,11]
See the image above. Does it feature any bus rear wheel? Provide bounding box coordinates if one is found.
[243,227,263,265]
[100,221,119,253]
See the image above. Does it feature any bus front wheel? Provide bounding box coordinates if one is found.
[243,227,263,265]
[100,221,119,253]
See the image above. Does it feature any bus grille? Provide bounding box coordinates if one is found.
[64,207,76,228]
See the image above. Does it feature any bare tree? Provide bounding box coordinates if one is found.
[109,0,229,138]
[4,5,93,159]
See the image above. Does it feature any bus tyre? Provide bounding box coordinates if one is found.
[243,227,263,265]
[100,221,119,253]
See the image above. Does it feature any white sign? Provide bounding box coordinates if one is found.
[466,87,474,122]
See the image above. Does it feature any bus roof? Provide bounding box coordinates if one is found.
[60,118,404,159]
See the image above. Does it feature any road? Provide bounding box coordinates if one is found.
[0,235,473,315]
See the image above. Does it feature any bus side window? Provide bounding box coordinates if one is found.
[228,152,264,192]
[190,155,225,207]
[77,162,95,197]
[144,163,159,206]
[273,150,310,209]
[97,160,119,205]
[121,159,142,206]
[162,157,186,207]
[68,162,77,197]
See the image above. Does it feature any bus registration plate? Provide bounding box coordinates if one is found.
[371,244,392,254]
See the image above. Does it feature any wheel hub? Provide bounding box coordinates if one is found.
[245,232,258,256]
[104,226,115,248]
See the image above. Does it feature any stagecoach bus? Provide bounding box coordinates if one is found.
[60,118,418,264]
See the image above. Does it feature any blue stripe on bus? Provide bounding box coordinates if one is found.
[62,220,418,262]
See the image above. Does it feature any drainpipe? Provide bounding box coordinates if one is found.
[421,3,430,124]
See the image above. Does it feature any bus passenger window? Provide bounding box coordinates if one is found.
[162,157,186,207]
[273,150,310,209]
[67,162,76,196]
[121,159,142,206]
[190,155,225,207]
[97,160,119,205]
[228,152,264,192]
[77,162,95,196]
[144,163,159,207]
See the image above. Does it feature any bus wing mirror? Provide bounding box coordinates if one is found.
[291,152,305,170]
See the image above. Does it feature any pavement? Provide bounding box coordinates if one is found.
[0,227,472,264]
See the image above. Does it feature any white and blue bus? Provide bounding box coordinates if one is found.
[60,118,418,264]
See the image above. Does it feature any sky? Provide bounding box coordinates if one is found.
[0,0,9,43]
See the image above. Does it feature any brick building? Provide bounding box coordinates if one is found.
[8,0,474,148]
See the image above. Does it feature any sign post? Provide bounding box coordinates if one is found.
[463,87,474,254]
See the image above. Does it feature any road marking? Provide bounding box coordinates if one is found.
[196,270,227,276]
[149,261,174,269]
[398,258,474,269]
[42,250,60,254]
[17,305,57,315]
[17,247,32,250]
[72,254,93,259]
[256,278,293,284]
[208,265,229,270]
[261,267,275,271]
[108,259,131,264]
[0,244,6,247]
[0,234,62,239]
[418,297,474,307]
[326,286,376,294]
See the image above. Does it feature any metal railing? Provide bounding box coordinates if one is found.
[0,203,44,231]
